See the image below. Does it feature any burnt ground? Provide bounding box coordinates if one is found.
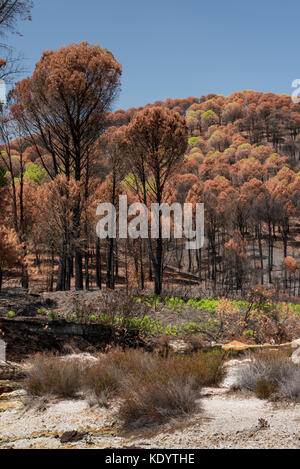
[0,316,145,362]
[0,287,53,317]
[0,288,147,362]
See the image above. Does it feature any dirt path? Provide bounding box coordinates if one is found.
[0,359,299,449]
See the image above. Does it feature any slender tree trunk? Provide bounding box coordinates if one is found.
[106,238,114,289]
[85,250,90,290]
[19,159,28,290]
[115,241,119,280]
[66,255,71,291]
[74,154,83,290]
[155,237,163,295]
[258,229,264,285]
[49,247,55,292]
[140,240,145,290]
[75,249,83,290]
[149,253,153,282]
[74,197,83,290]
[56,241,66,291]
[198,248,202,281]
[106,176,116,289]
[188,249,192,273]
[268,223,273,284]
[96,238,102,289]
[210,231,217,293]
[153,262,162,295]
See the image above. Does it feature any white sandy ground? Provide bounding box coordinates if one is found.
[0,359,300,449]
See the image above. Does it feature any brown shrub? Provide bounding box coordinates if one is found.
[107,348,226,389]
[108,348,158,379]
[82,358,123,407]
[24,348,226,427]
[255,378,278,399]
[25,354,82,398]
[118,374,199,429]
[117,349,225,429]
[167,351,226,388]
[186,336,205,353]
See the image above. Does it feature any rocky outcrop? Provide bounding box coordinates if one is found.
[0,362,25,382]
[291,339,300,365]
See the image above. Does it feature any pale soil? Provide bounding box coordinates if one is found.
[0,358,300,449]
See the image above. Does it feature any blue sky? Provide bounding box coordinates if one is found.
[7,0,300,110]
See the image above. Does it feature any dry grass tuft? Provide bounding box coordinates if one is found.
[25,354,82,398]
[117,349,225,429]
[119,376,199,430]
[235,351,300,401]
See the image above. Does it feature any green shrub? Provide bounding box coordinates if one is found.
[48,311,60,320]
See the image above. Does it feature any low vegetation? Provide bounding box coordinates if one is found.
[25,354,82,398]
[119,376,199,430]
[235,351,300,401]
[34,287,300,345]
[24,348,226,429]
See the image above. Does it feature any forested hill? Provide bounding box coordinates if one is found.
[1,89,300,295]
[106,90,300,292]
[110,91,300,162]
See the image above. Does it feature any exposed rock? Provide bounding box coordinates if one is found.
[0,386,25,412]
[291,338,300,349]
[0,362,25,381]
[60,430,88,443]
[0,389,26,401]
[258,418,270,429]
[168,340,190,354]
[61,353,98,364]
[0,381,22,396]
[291,347,300,364]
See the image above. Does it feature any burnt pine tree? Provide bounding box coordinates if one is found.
[12,42,122,290]
[124,107,188,295]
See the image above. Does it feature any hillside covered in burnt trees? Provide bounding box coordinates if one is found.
[1,79,300,297]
